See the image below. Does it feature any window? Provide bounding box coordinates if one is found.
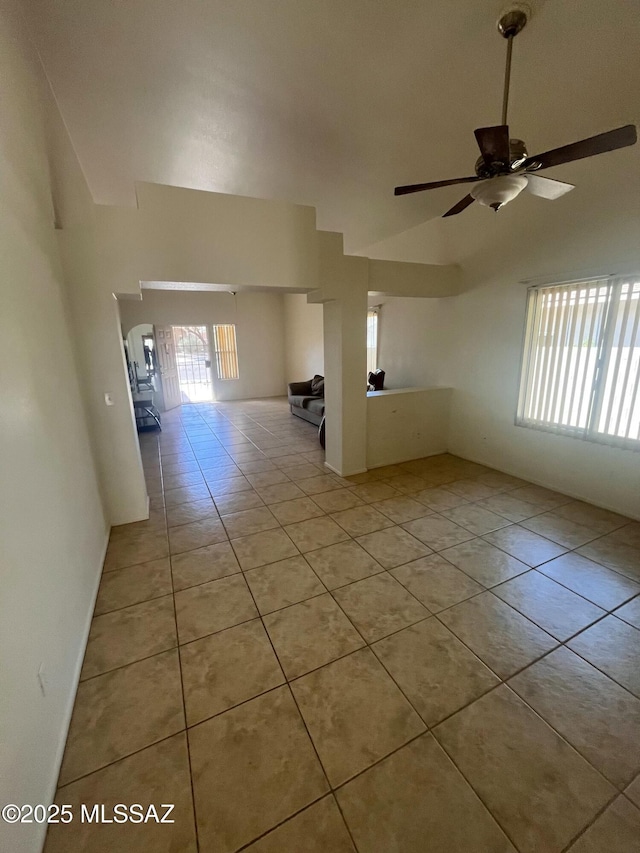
[367,309,379,376]
[211,324,239,380]
[517,277,640,448]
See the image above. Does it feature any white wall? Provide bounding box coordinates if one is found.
[371,295,451,389]
[367,388,452,468]
[119,289,287,401]
[0,7,108,852]
[283,293,324,382]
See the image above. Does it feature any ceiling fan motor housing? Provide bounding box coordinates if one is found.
[474,138,527,178]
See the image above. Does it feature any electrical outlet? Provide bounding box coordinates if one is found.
[37,663,48,696]
[104,392,115,407]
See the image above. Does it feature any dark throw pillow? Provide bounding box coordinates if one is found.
[310,374,325,396]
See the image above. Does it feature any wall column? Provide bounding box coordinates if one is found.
[321,258,368,476]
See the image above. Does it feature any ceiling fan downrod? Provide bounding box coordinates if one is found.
[498,7,528,126]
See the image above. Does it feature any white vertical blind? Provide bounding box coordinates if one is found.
[367,309,379,376]
[212,324,239,380]
[518,278,640,448]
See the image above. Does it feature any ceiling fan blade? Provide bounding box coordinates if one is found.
[442,194,475,217]
[394,176,481,196]
[522,124,637,171]
[525,174,575,200]
[474,125,511,165]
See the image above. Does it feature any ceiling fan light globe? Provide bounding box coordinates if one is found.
[471,174,528,208]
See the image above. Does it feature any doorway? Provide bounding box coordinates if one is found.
[172,325,214,402]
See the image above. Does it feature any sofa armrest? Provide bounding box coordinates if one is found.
[288,381,313,396]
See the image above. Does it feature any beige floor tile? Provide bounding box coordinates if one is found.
[285,516,350,552]
[483,524,568,566]
[373,619,499,726]
[567,796,640,852]
[208,475,253,496]
[568,615,640,697]
[188,686,328,853]
[441,504,512,536]
[245,555,326,614]
[180,619,284,725]
[171,541,241,590]
[609,522,640,549]
[385,473,430,494]
[476,492,543,522]
[243,796,355,853]
[446,479,499,500]
[537,551,640,610]
[45,734,196,853]
[311,488,365,512]
[333,573,430,642]
[162,469,205,490]
[520,512,600,549]
[331,505,395,537]
[613,595,640,628]
[247,467,291,489]
[175,575,258,643]
[356,526,432,569]
[297,474,344,495]
[231,528,299,570]
[508,484,572,510]
[292,648,425,786]
[283,462,325,481]
[348,482,401,503]
[440,538,529,587]
[167,497,218,528]
[577,534,640,582]
[510,646,640,788]
[402,514,475,551]
[372,495,432,523]
[434,686,615,853]
[59,650,184,785]
[220,506,279,538]
[255,481,306,505]
[264,593,364,679]
[304,540,384,589]
[476,471,528,491]
[168,517,228,555]
[414,486,470,511]
[626,774,640,808]
[391,554,484,613]
[337,734,516,853]
[554,500,629,535]
[164,483,211,508]
[104,531,169,572]
[494,570,606,641]
[269,496,325,525]
[94,557,172,615]
[440,591,557,678]
[236,459,278,474]
[212,489,265,514]
[81,596,176,680]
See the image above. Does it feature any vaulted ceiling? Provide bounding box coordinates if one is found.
[25,0,640,252]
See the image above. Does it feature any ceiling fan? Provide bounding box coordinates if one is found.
[394,5,637,216]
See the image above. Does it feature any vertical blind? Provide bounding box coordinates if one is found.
[211,324,239,380]
[367,309,379,376]
[517,277,640,448]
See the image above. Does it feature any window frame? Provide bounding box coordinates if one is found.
[516,275,640,451]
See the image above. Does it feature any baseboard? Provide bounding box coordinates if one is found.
[40,526,110,850]
[324,461,368,477]
[367,448,449,469]
[449,447,640,522]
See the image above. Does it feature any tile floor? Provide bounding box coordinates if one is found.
[46,398,640,852]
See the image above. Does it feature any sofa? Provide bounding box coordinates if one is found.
[288,375,325,426]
